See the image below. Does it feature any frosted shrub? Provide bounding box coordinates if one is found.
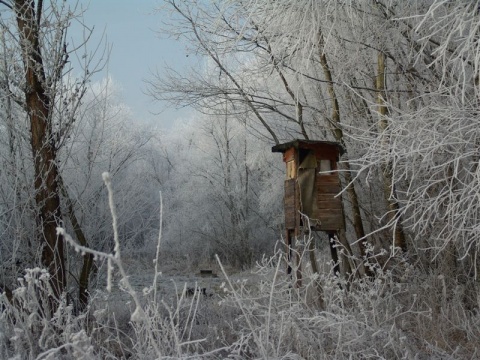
[217,247,479,359]
[0,268,94,360]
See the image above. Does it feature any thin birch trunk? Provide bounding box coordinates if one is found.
[376,51,407,252]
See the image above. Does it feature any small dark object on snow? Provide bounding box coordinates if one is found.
[186,287,211,297]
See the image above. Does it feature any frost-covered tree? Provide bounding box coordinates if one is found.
[0,0,108,304]
[0,1,157,310]
[351,1,480,289]
[157,112,282,269]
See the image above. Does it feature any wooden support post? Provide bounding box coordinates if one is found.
[286,229,293,276]
[286,228,302,287]
[327,232,340,276]
[295,227,302,287]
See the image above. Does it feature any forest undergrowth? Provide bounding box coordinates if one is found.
[1,176,478,359]
[1,247,479,359]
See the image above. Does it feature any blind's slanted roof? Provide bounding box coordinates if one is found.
[272,139,345,156]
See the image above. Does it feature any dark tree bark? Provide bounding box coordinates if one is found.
[14,0,65,301]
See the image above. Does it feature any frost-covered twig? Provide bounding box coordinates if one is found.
[153,190,163,303]
[61,172,161,355]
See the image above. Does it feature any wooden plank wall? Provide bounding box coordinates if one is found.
[314,175,344,231]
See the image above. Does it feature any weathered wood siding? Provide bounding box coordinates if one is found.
[313,174,344,231]
[284,175,344,231]
[275,140,345,232]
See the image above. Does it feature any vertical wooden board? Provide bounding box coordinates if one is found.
[284,179,297,229]
[286,160,296,179]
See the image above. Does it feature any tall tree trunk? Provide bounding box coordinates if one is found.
[318,32,370,276]
[14,0,65,300]
[376,51,407,252]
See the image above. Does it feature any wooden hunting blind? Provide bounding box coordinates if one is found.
[272,140,346,280]
[272,140,345,233]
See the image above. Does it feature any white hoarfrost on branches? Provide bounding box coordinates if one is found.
[1,0,480,359]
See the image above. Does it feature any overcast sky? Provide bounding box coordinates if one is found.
[73,0,194,127]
